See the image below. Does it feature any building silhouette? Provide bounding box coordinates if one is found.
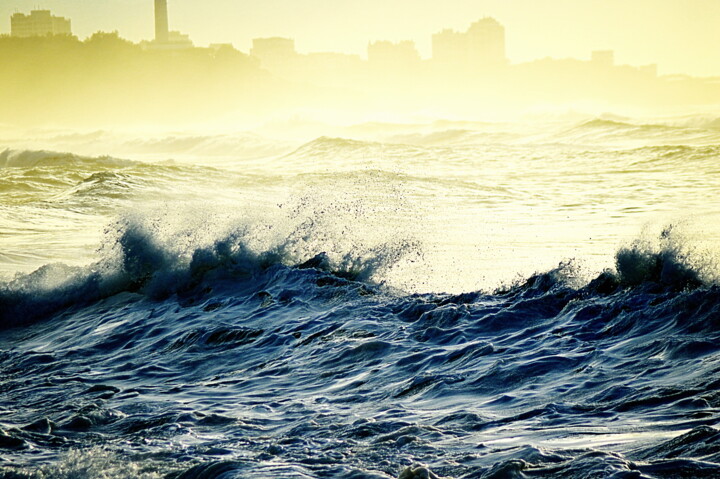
[154,0,169,43]
[367,40,420,69]
[251,38,296,60]
[432,29,466,65]
[433,17,506,69]
[10,10,71,38]
[251,37,298,71]
[143,0,192,50]
[591,50,614,68]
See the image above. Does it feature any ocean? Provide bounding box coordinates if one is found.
[1,116,720,478]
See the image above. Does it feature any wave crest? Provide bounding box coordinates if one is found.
[0,211,417,328]
[615,225,716,289]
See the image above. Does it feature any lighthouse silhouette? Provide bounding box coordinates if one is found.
[155,0,169,43]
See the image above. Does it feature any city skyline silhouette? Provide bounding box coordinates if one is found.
[1,0,720,77]
[1,2,719,128]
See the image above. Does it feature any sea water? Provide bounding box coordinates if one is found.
[1,116,720,478]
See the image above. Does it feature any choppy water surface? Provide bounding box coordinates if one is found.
[1,116,720,478]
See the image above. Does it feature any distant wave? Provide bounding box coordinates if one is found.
[115,131,294,160]
[578,118,675,132]
[623,144,720,168]
[0,148,135,169]
[555,118,720,146]
[0,147,252,206]
[284,136,385,158]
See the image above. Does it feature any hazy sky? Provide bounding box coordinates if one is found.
[2,0,719,76]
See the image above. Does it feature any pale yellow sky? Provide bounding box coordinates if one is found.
[3,0,719,76]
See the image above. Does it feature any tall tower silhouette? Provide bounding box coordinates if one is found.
[154,0,169,43]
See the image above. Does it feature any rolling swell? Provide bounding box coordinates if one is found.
[1,219,720,477]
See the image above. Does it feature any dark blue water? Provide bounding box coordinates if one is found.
[1,219,720,478]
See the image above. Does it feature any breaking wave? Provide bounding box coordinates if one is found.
[1,220,720,477]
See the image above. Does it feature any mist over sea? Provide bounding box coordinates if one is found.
[1,115,720,478]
